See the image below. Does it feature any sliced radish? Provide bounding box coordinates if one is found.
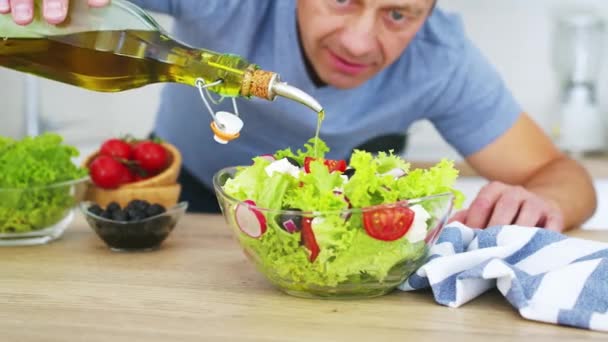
[235,200,267,238]
[259,154,276,162]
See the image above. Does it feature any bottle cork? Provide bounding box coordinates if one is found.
[240,69,277,100]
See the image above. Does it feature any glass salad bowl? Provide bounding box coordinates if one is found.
[0,177,88,246]
[213,166,455,299]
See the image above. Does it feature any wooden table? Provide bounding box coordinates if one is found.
[0,214,606,342]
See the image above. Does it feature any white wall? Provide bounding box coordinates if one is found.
[409,0,608,160]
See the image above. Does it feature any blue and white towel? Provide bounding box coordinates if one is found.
[399,223,608,332]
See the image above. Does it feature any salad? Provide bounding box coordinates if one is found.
[219,138,463,290]
[0,133,88,233]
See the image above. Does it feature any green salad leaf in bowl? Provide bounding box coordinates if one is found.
[0,133,88,246]
[213,138,464,299]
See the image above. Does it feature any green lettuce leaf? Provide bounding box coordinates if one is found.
[0,133,87,233]
[223,157,298,210]
[343,149,406,208]
[274,137,329,166]
[283,159,347,212]
[397,159,464,208]
[239,214,426,288]
[223,158,272,202]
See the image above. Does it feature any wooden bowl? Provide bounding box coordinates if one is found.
[84,183,182,209]
[82,143,182,189]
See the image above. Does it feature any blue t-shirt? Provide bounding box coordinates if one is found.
[131,0,521,189]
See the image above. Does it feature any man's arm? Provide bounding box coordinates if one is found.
[456,112,597,231]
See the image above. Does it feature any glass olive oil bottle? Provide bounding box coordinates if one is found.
[0,0,323,113]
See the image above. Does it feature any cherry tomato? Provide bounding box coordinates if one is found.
[132,141,169,173]
[89,155,130,189]
[120,167,136,185]
[301,218,320,262]
[362,206,415,241]
[304,157,347,173]
[99,138,132,160]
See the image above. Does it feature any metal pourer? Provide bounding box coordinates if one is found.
[242,69,323,113]
[268,76,323,113]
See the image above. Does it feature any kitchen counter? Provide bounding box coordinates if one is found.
[0,214,606,341]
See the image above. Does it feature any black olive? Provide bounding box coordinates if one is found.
[126,208,147,222]
[146,204,166,217]
[106,201,121,214]
[343,168,356,179]
[111,209,129,222]
[285,157,300,167]
[88,204,104,217]
[100,210,114,220]
[126,199,151,212]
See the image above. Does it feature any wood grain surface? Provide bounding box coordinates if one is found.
[0,214,606,342]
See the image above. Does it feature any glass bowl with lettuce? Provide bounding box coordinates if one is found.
[213,138,463,299]
[0,133,88,246]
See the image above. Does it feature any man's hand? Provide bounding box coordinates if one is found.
[450,181,565,232]
[458,113,596,231]
[0,0,110,25]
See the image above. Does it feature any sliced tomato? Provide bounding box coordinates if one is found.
[300,217,320,262]
[362,206,415,241]
[304,157,347,173]
[324,159,347,173]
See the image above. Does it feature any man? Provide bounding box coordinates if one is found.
[3,0,597,231]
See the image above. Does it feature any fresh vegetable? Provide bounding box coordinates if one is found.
[300,217,320,262]
[89,155,130,189]
[133,141,169,173]
[362,205,415,241]
[304,157,347,173]
[0,133,88,233]
[221,137,464,288]
[89,137,171,188]
[235,200,267,238]
[99,138,132,160]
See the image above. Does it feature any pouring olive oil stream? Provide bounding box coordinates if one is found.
[0,0,324,152]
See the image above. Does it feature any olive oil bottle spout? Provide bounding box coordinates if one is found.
[241,69,323,114]
[271,81,323,114]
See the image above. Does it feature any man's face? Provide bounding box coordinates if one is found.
[297,0,435,89]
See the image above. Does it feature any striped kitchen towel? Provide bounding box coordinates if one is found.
[399,222,608,332]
